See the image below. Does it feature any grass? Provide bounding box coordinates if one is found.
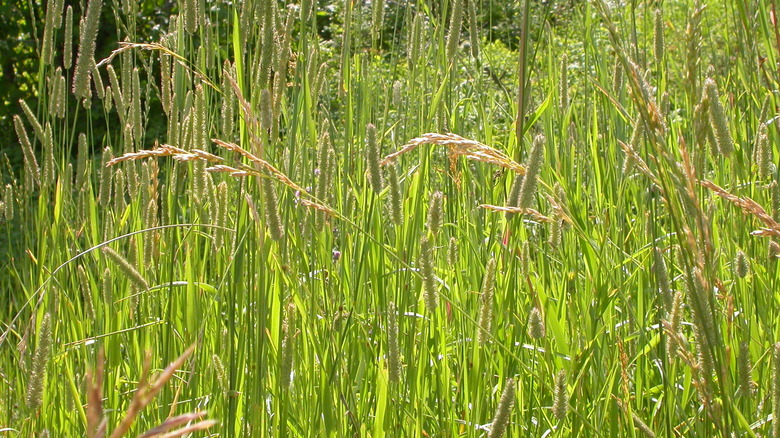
[2,0,780,436]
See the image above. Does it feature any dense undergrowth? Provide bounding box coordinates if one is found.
[2,0,780,436]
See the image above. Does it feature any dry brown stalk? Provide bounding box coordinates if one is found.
[205,164,253,178]
[212,139,306,193]
[381,133,526,175]
[106,145,192,165]
[108,345,196,438]
[479,204,552,222]
[86,349,105,438]
[701,180,780,238]
[545,194,574,226]
[137,411,212,438]
[618,140,659,186]
[300,199,338,217]
[96,42,218,91]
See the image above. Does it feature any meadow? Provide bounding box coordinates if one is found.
[1,0,779,436]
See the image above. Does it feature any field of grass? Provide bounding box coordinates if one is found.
[2,0,780,436]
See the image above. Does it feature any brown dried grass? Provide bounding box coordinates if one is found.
[381,133,526,175]
[701,180,780,238]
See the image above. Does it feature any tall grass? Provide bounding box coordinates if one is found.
[2,0,780,436]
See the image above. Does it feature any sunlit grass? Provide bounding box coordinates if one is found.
[1,0,779,436]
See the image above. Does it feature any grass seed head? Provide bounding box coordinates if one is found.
[734,250,749,278]
[280,302,296,389]
[654,8,664,68]
[704,77,734,156]
[63,6,73,70]
[26,313,52,410]
[517,134,545,209]
[386,163,403,226]
[528,307,545,340]
[559,53,569,112]
[447,236,459,267]
[77,266,95,320]
[478,257,497,345]
[419,235,438,312]
[737,341,754,397]
[553,369,568,420]
[445,0,464,66]
[73,0,102,100]
[426,191,445,235]
[387,302,402,384]
[102,246,149,291]
[488,378,515,438]
[3,184,14,221]
[505,174,524,220]
[366,124,384,193]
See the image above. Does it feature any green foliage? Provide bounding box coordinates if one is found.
[2,0,780,436]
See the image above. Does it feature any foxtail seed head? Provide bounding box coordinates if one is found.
[426,191,445,235]
[704,78,734,156]
[552,369,568,420]
[419,235,438,312]
[488,378,515,438]
[734,250,749,278]
[517,134,545,209]
[528,307,545,340]
[387,302,402,383]
[366,124,384,193]
[477,258,497,345]
[26,313,52,410]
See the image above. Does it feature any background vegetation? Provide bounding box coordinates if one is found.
[1,0,779,436]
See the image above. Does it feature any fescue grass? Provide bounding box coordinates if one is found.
[2,0,780,436]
